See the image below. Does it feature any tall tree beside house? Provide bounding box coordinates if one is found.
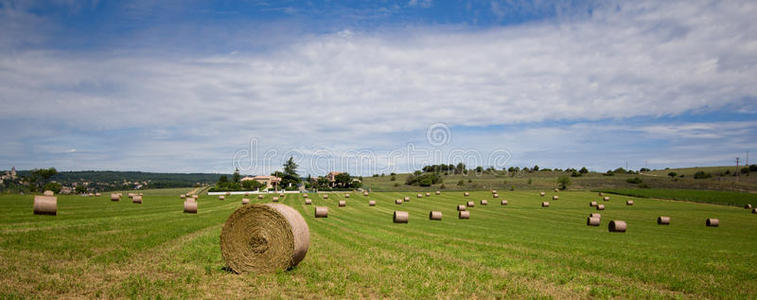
[278,156,301,189]
[232,169,241,183]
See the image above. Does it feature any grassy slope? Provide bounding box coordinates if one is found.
[1,189,756,298]
[597,188,757,207]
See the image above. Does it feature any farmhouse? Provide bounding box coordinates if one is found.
[241,175,281,189]
[326,171,341,187]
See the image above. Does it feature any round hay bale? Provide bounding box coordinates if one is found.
[745,204,752,209]
[363,192,369,196]
[480,200,488,205]
[457,204,466,211]
[304,199,312,205]
[554,188,559,192]
[706,218,719,227]
[492,190,497,194]
[33,196,57,215]
[404,196,410,201]
[417,194,423,198]
[587,217,600,226]
[589,213,601,218]
[493,194,499,198]
[132,195,142,204]
[43,190,54,196]
[258,195,264,199]
[322,194,329,200]
[626,200,634,206]
[219,195,226,200]
[609,220,627,232]
[657,216,670,225]
[435,191,441,195]
[603,196,610,201]
[279,193,285,197]
[180,194,186,199]
[395,199,403,205]
[344,194,350,198]
[338,200,346,207]
[753,208,757,214]
[500,200,508,205]
[425,192,430,197]
[539,192,545,197]
[429,211,442,220]
[225,192,231,196]
[220,203,309,274]
[596,204,605,210]
[464,192,470,197]
[458,211,470,219]
[242,198,250,205]
[541,202,550,207]
[589,201,598,207]
[314,206,328,218]
[272,197,279,202]
[111,193,120,201]
[368,200,376,206]
[598,192,604,197]
[245,192,250,196]
[552,195,559,200]
[128,193,135,198]
[303,194,309,198]
[184,201,198,214]
[393,211,409,223]
[466,201,475,207]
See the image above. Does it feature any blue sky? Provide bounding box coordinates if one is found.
[0,0,755,176]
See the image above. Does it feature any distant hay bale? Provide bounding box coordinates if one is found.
[242,198,250,205]
[467,201,475,207]
[393,211,409,223]
[395,199,403,205]
[279,193,285,197]
[425,192,430,197]
[417,194,423,198]
[368,200,376,206]
[338,200,346,207]
[111,193,120,201]
[603,196,610,201]
[458,211,470,219]
[315,206,328,218]
[480,200,488,205]
[464,192,470,197]
[500,200,508,205]
[344,194,350,198]
[225,192,231,196]
[596,204,605,210]
[303,194,309,198]
[304,199,312,205]
[219,195,225,200]
[258,195,264,199]
[589,201,598,207]
[752,208,756,214]
[272,197,279,202]
[363,191,369,196]
[540,192,545,197]
[95,193,101,197]
[435,191,441,195]
[220,203,309,274]
[457,205,466,211]
[184,201,198,214]
[745,204,752,209]
[609,220,627,232]
[33,195,57,215]
[552,195,559,200]
[245,192,250,196]
[493,194,499,198]
[404,196,410,201]
[132,195,142,204]
[541,202,550,207]
[323,194,329,199]
[706,218,719,227]
[554,188,559,192]
[626,200,634,206]
[657,216,670,225]
[589,213,601,218]
[587,217,600,226]
[598,192,604,197]
[180,194,186,199]
[429,211,442,220]
[128,193,135,198]
[492,190,497,194]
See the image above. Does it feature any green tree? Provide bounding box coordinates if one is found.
[279,157,301,189]
[579,167,589,174]
[557,176,571,190]
[668,172,677,178]
[42,182,62,194]
[232,169,241,183]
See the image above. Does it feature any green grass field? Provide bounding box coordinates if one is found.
[1,188,756,298]
[598,188,757,207]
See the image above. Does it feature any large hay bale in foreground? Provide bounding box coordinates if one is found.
[464,192,470,197]
[609,220,627,232]
[626,200,634,206]
[458,211,470,219]
[368,200,376,206]
[338,200,346,207]
[596,204,605,210]
[132,195,142,204]
[706,218,719,227]
[111,193,121,201]
[220,203,309,274]
[480,200,488,205]
[587,217,600,226]
[33,196,57,215]
[467,201,474,207]
[184,201,198,214]
[457,205,466,211]
[315,207,328,218]
[500,200,508,205]
[242,198,250,205]
[395,199,403,205]
[541,202,550,207]
[304,199,312,205]
[657,216,670,225]
[429,211,442,220]
[393,211,409,223]
[43,190,54,196]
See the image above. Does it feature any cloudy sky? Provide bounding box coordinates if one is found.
[0,0,755,176]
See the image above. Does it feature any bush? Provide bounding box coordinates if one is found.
[43,182,62,194]
[457,180,464,186]
[693,171,712,179]
[626,177,642,184]
[390,175,396,181]
[668,172,677,178]
[557,176,571,190]
[440,184,446,189]
[527,178,532,184]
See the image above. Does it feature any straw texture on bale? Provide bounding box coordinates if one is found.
[540,192,545,196]
[393,211,409,223]
[657,216,670,225]
[220,203,310,274]
[603,196,610,201]
[467,201,475,207]
[33,196,57,215]
[706,218,719,227]
[429,211,442,220]
[552,195,559,200]
[417,194,423,198]
[541,202,550,207]
[626,200,634,206]
[304,199,312,205]
[395,199,403,205]
[184,201,198,214]
[242,198,250,205]
[596,204,605,210]
[111,193,120,201]
[458,211,470,219]
[219,195,225,200]
[493,194,499,198]
[315,207,328,218]
[435,191,441,195]
[589,213,601,218]
[43,190,54,196]
[590,201,598,207]
[464,192,470,197]
[368,200,376,206]
[609,220,627,232]
[480,200,488,205]
[132,195,142,204]
[258,195,264,199]
[745,204,752,209]
[587,217,600,226]
[338,200,346,207]
[457,205,466,211]
[272,197,279,202]
[500,200,508,205]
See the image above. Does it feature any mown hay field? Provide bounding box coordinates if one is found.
[1,188,756,298]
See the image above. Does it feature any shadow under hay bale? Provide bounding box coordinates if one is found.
[706,218,719,227]
[587,216,600,226]
[429,211,442,220]
[314,207,328,218]
[458,211,470,219]
[184,201,198,214]
[220,203,309,274]
[33,195,57,215]
[393,211,409,223]
[609,220,627,232]
[657,216,670,225]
